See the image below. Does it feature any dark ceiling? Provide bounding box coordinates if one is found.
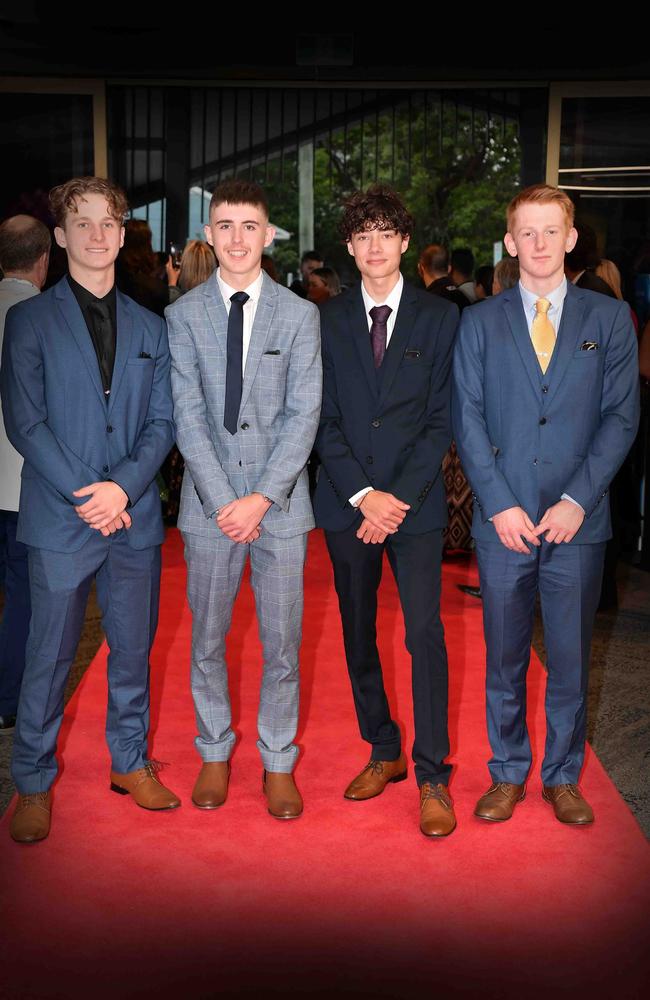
[1,14,649,82]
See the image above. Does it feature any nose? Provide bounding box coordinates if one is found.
[89,224,104,242]
[534,231,546,251]
[368,232,383,252]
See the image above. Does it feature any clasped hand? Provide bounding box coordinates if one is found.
[493,500,585,553]
[73,481,131,537]
[217,493,272,544]
[356,490,410,544]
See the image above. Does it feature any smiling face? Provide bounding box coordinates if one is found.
[204,201,275,290]
[347,226,409,286]
[504,201,577,294]
[54,193,124,282]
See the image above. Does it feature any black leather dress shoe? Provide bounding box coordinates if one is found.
[457,584,482,599]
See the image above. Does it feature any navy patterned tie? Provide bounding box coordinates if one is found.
[224,291,250,434]
[369,304,392,368]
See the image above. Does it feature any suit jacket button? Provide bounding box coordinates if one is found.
[539,417,547,425]
[103,465,109,473]
[106,425,113,433]
[371,419,380,428]
[240,422,249,430]
[542,385,549,393]
[366,456,373,464]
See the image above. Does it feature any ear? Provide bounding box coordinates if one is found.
[417,262,424,278]
[503,233,518,258]
[204,223,214,248]
[347,241,355,258]
[400,235,410,254]
[263,224,276,249]
[565,226,578,253]
[119,226,125,249]
[54,226,67,250]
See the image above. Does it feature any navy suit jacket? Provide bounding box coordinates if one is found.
[0,277,174,552]
[451,282,640,544]
[313,280,458,534]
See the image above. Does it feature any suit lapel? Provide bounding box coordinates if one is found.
[376,282,418,411]
[346,285,379,401]
[502,289,542,396]
[108,291,134,415]
[203,273,229,350]
[240,271,276,413]
[55,279,106,408]
[543,283,586,408]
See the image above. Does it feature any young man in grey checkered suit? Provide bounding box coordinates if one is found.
[166,180,321,819]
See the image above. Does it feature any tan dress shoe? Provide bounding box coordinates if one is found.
[542,784,594,824]
[110,762,181,810]
[192,762,230,809]
[10,791,52,844]
[420,783,456,837]
[263,771,303,819]
[474,781,526,821]
[343,752,408,800]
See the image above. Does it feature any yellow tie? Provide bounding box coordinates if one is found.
[531,298,555,374]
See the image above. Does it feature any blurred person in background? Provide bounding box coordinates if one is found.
[307,266,341,304]
[0,215,51,735]
[475,265,494,300]
[116,219,169,316]
[450,247,477,303]
[492,256,520,294]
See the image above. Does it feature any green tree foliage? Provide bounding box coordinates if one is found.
[258,94,521,285]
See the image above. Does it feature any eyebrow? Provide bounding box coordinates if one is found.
[214,217,261,225]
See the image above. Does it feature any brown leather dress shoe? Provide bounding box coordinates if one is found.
[192,761,230,809]
[474,781,526,821]
[343,752,408,800]
[10,791,52,844]
[263,770,303,819]
[110,762,181,810]
[420,783,456,837]
[542,784,594,824]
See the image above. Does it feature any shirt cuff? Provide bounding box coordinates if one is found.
[561,493,585,513]
[349,486,374,508]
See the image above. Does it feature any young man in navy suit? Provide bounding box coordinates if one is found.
[1,177,178,843]
[452,185,639,825]
[313,185,459,837]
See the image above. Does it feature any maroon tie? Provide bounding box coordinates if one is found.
[369,304,392,368]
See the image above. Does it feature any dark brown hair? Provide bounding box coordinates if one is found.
[209,179,269,217]
[49,177,128,229]
[339,184,413,243]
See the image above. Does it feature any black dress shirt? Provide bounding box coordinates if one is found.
[67,274,117,396]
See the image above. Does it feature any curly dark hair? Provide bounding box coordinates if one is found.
[339,184,413,243]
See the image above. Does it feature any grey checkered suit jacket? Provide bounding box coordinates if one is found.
[166,271,322,539]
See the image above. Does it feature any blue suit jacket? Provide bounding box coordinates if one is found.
[313,281,458,534]
[451,282,640,544]
[0,277,175,552]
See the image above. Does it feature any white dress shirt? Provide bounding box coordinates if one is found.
[216,267,264,374]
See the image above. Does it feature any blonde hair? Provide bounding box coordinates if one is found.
[179,240,216,292]
[506,184,575,233]
[595,259,623,300]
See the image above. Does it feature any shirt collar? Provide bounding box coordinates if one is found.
[519,275,567,315]
[360,273,403,318]
[216,267,263,306]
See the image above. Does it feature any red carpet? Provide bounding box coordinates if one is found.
[0,528,648,999]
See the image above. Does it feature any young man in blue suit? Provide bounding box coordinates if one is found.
[1,177,179,843]
[452,184,639,825]
[313,185,459,837]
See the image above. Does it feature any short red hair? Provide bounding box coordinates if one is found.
[506,184,575,233]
